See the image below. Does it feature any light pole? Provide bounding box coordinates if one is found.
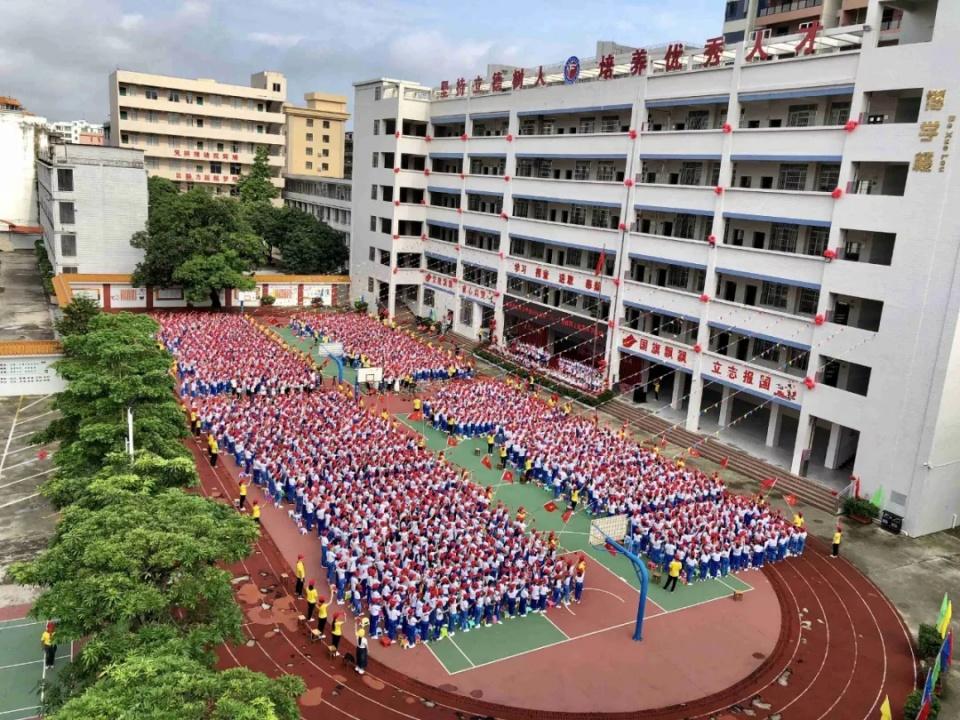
[126,406,134,460]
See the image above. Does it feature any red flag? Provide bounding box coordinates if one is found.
[720,456,729,468]
[689,447,700,458]
[481,454,492,469]
[604,542,618,556]
[593,250,606,276]
[784,494,799,507]
[659,437,668,448]
[761,478,777,489]
[543,501,557,513]
[408,410,422,421]
[562,509,574,524]
[501,470,514,484]
[916,700,931,720]
[447,435,458,447]
[622,334,636,348]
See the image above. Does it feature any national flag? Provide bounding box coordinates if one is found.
[447,435,458,447]
[761,477,777,490]
[720,456,729,469]
[870,485,885,508]
[784,494,799,507]
[879,695,892,720]
[688,447,700,458]
[921,667,934,707]
[931,650,942,689]
[594,249,607,276]
[937,593,949,629]
[943,630,953,669]
[501,470,514,484]
[481,454,492,469]
[543,501,557,513]
[938,599,953,639]
[562,509,574,524]
[603,542,618,557]
[915,701,931,720]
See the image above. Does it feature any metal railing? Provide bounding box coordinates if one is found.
[757,0,822,18]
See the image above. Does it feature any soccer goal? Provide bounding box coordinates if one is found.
[589,513,650,642]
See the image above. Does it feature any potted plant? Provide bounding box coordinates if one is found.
[842,496,880,524]
[353,298,369,314]
[260,294,276,306]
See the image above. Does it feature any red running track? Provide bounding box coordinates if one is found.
[191,433,916,720]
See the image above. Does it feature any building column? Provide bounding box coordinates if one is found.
[102,284,111,311]
[824,422,843,470]
[387,281,397,320]
[718,385,734,427]
[791,409,814,476]
[766,403,783,447]
[685,374,704,432]
[671,371,685,410]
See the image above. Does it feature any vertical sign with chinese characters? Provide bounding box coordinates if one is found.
[914,90,949,174]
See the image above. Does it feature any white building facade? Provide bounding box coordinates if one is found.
[50,120,105,145]
[0,105,48,231]
[36,144,148,274]
[350,0,960,537]
[282,175,353,246]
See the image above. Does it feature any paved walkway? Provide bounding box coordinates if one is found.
[0,250,55,341]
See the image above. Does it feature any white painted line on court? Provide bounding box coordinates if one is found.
[18,395,52,413]
[4,444,39,458]
[0,396,24,483]
[542,612,571,639]
[0,468,56,491]
[0,654,71,671]
[447,635,474,667]
[0,458,38,473]
[0,706,40,717]
[16,410,56,425]
[0,621,43,631]
[0,493,41,510]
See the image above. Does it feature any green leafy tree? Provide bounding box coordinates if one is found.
[55,296,101,337]
[51,652,304,720]
[9,487,257,639]
[274,207,348,274]
[235,146,279,205]
[132,178,265,308]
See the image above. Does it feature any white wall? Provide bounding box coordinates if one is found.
[0,113,47,226]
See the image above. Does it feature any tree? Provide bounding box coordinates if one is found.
[132,178,265,308]
[173,249,255,306]
[51,652,304,720]
[9,487,257,639]
[235,146,278,205]
[274,207,348,274]
[55,297,101,337]
[34,313,187,486]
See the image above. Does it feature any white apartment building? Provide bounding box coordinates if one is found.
[0,97,48,245]
[108,70,286,197]
[350,0,959,537]
[50,120,105,145]
[282,175,352,246]
[36,143,148,274]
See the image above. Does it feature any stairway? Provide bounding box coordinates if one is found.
[602,399,843,515]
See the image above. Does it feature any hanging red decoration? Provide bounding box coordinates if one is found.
[607,320,615,328]
[505,133,513,142]
[844,119,859,132]
[618,222,627,231]
[722,122,733,133]
[459,172,465,179]
[395,130,401,139]
[420,233,427,241]
[714,186,724,195]
[720,456,729,468]
[425,135,433,142]
[393,200,400,206]
[803,376,816,390]
[823,248,837,261]
[504,175,511,182]
[628,129,638,139]
[420,199,426,205]
[393,167,400,174]
[424,168,431,176]
[624,178,634,187]
[392,267,398,274]
[498,251,504,259]
[699,293,710,303]
[707,234,717,245]
[457,208,463,214]
[694,343,703,353]
[392,234,399,240]
[612,277,621,287]
[460,133,468,141]
[500,211,508,220]
[831,187,843,199]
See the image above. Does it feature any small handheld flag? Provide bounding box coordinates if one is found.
[879,695,892,720]
[785,494,799,507]
[543,501,557,513]
[481,454,492,469]
[501,470,514,484]
[562,509,574,524]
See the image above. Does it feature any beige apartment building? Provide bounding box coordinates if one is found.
[283,92,349,178]
[108,69,286,196]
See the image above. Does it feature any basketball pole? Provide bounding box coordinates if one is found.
[601,531,649,641]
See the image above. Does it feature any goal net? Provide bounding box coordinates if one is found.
[589,514,629,547]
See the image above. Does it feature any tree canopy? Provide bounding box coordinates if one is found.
[273,206,348,274]
[55,296,101,337]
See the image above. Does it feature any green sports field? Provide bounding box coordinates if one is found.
[0,617,72,720]
[273,325,359,385]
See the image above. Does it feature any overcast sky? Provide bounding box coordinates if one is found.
[0,0,723,125]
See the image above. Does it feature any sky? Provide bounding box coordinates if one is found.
[0,0,723,125]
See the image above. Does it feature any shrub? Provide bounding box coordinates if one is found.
[843,495,880,519]
[919,623,943,660]
[310,296,325,307]
[904,688,940,719]
[353,298,369,313]
[259,294,276,306]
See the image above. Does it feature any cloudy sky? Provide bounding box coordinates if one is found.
[1,0,723,124]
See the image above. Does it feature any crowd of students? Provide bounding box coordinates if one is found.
[288,312,474,387]
[156,313,582,649]
[425,378,807,584]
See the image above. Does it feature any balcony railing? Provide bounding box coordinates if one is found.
[757,0,822,18]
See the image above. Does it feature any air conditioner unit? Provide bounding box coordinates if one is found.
[749,28,772,41]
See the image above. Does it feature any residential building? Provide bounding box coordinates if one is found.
[722,0,901,44]
[350,0,960,537]
[282,175,352,249]
[283,92,349,178]
[50,120,105,145]
[108,69,286,197]
[36,143,147,274]
[345,131,354,179]
[0,97,48,248]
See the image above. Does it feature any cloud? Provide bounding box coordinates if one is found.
[248,32,304,49]
[118,13,143,31]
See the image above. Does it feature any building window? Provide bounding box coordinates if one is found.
[323,120,330,129]
[667,266,689,289]
[753,338,778,361]
[459,298,474,326]
[370,216,377,231]
[119,85,127,96]
[797,288,819,315]
[60,234,77,256]
[760,281,789,309]
[256,125,264,134]
[769,223,799,253]
[230,163,241,175]
[786,104,818,127]
[423,287,435,307]
[306,161,313,169]
[306,133,314,142]
[119,110,128,121]
[371,185,377,199]
[322,149,329,157]
[777,164,808,191]
[306,147,313,156]
[196,165,203,173]
[59,202,76,224]
[57,169,74,192]
[372,152,378,168]
[322,163,329,171]
[807,227,829,256]
[368,247,375,261]
[273,82,281,92]
[168,91,180,102]
[373,119,380,135]
[816,164,841,192]
[596,161,616,182]
[120,133,129,144]
[374,87,382,101]
[368,277,375,292]
[145,88,158,100]
[210,162,222,174]
[828,101,851,126]
[574,160,591,180]
[322,134,330,143]
[62,266,78,274]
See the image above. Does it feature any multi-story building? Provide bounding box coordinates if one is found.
[0,97,48,248]
[282,175,352,248]
[36,143,147,274]
[344,131,354,179]
[722,0,902,44]
[284,92,349,178]
[350,0,960,537]
[107,70,286,197]
[50,120,105,145]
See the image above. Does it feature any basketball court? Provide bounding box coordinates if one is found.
[0,611,72,720]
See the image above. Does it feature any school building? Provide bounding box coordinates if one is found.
[348,0,960,536]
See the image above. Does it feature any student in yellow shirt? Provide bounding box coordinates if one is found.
[207,435,219,467]
[41,621,57,669]
[251,501,260,525]
[238,479,248,510]
[486,433,495,455]
[354,624,369,675]
[331,612,345,656]
[569,487,580,512]
[317,596,329,636]
[664,556,683,592]
[793,512,805,529]
[831,526,843,558]
[294,554,306,597]
[305,580,319,621]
